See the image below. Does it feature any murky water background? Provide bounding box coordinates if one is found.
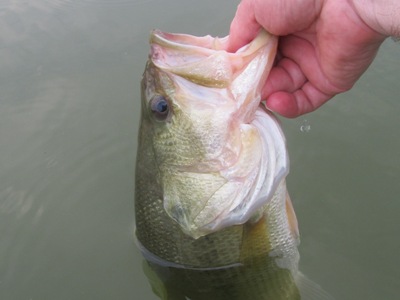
[0,1,398,299]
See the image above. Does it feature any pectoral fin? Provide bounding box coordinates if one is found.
[295,272,335,300]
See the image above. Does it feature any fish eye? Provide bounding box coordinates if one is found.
[150,95,170,121]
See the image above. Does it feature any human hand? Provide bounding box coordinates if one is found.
[228,0,387,117]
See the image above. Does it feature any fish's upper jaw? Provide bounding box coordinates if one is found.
[149,29,277,95]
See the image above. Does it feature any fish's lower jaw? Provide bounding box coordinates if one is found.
[178,217,230,240]
[168,211,228,240]
[170,209,262,240]
[181,227,206,240]
[174,221,208,240]
[167,208,206,239]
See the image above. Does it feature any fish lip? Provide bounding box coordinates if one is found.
[149,29,276,55]
[148,28,278,112]
[149,29,227,54]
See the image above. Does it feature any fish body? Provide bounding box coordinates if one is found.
[135,30,331,300]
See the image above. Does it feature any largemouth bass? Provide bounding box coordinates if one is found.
[135,29,332,300]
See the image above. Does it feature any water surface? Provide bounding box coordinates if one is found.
[0,1,399,299]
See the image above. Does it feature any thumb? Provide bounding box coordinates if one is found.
[227,0,260,52]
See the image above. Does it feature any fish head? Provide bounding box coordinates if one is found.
[140,29,288,239]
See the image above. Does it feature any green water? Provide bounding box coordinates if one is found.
[0,1,398,299]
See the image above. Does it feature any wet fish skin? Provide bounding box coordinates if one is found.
[135,28,293,263]
[135,29,332,299]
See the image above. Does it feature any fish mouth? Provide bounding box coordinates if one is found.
[149,29,277,91]
[148,29,286,239]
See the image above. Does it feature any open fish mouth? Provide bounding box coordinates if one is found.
[144,29,288,239]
